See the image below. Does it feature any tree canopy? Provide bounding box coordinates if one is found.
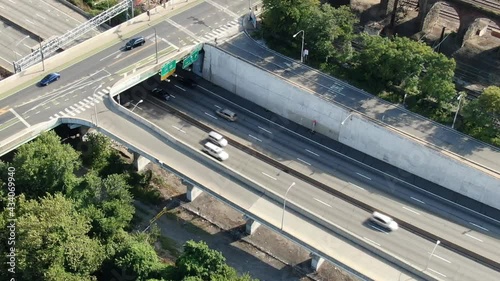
[462,86,500,146]
[0,193,104,281]
[9,131,81,198]
[352,35,456,104]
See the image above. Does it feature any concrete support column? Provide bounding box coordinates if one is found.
[133,152,151,172]
[245,218,261,235]
[186,185,203,202]
[310,253,325,271]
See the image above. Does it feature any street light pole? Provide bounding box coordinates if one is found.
[131,99,144,112]
[425,240,441,270]
[452,93,464,129]
[280,182,296,230]
[341,112,354,126]
[93,84,103,127]
[293,30,305,63]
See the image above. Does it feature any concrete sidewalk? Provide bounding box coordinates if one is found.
[0,0,203,100]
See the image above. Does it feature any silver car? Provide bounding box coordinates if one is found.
[216,108,237,122]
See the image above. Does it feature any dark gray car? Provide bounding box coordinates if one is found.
[125,37,145,50]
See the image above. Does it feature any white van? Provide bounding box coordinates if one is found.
[208,131,228,147]
[202,142,229,161]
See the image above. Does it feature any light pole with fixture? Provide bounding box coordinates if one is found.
[341,112,354,126]
[293,30,305,63]
[131,99,144,112]
[425,240,441,270]
[93,84,103,126]
[281,182,296,230]
[452,93,465,129]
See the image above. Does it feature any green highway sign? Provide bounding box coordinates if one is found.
[161,60,176,76]
[182,50,200,69]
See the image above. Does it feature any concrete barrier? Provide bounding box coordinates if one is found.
[200,43,500,211]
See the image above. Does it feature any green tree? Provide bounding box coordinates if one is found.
[82,132,114,172]
[73,172,135,240]
[115,236,164,281]
[304,4,357,63]
[462,86,500,146]
[0,193,104,280]
[261,0,320,39]
[10,131,81,198]
[175,240,257,281]
[353,35,456,104]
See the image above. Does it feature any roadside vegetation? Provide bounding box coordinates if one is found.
[0,131,257,281]
[69,0,140,25]
[258,0,499,147]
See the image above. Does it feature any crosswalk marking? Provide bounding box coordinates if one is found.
[74,103,85,112]
[69,106,81,114]
[88,96,100,103]
[59,111,67,117]
[79,101,91,108]
[65,108,76,116]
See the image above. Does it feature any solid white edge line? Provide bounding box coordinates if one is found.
[363,237,381,246]
[261,172,277,180]
[196,85,500,224]
[9,108,30,128]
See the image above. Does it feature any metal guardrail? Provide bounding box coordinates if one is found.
[13,0,131,73]
[159,95,500,273]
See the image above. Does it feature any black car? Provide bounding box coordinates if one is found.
[125,37,145,50]
[151,87,171,101]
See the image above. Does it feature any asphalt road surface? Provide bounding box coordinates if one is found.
[126,78,500,281]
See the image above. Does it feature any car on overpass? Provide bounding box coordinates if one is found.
[370,211,399,231]
[125,37,145,50]
[39,73,60,86]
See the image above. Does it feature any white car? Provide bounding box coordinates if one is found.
[208,131,228,147]
[370,211,399,231]
[202,142,229,161]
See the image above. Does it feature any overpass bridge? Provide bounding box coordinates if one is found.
[1,1,500,280]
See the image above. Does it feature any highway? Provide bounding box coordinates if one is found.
[149,73,500,261]
[123,76,500,280]
[0,0,499,278]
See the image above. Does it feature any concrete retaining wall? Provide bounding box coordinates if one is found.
[201,44,500,210]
